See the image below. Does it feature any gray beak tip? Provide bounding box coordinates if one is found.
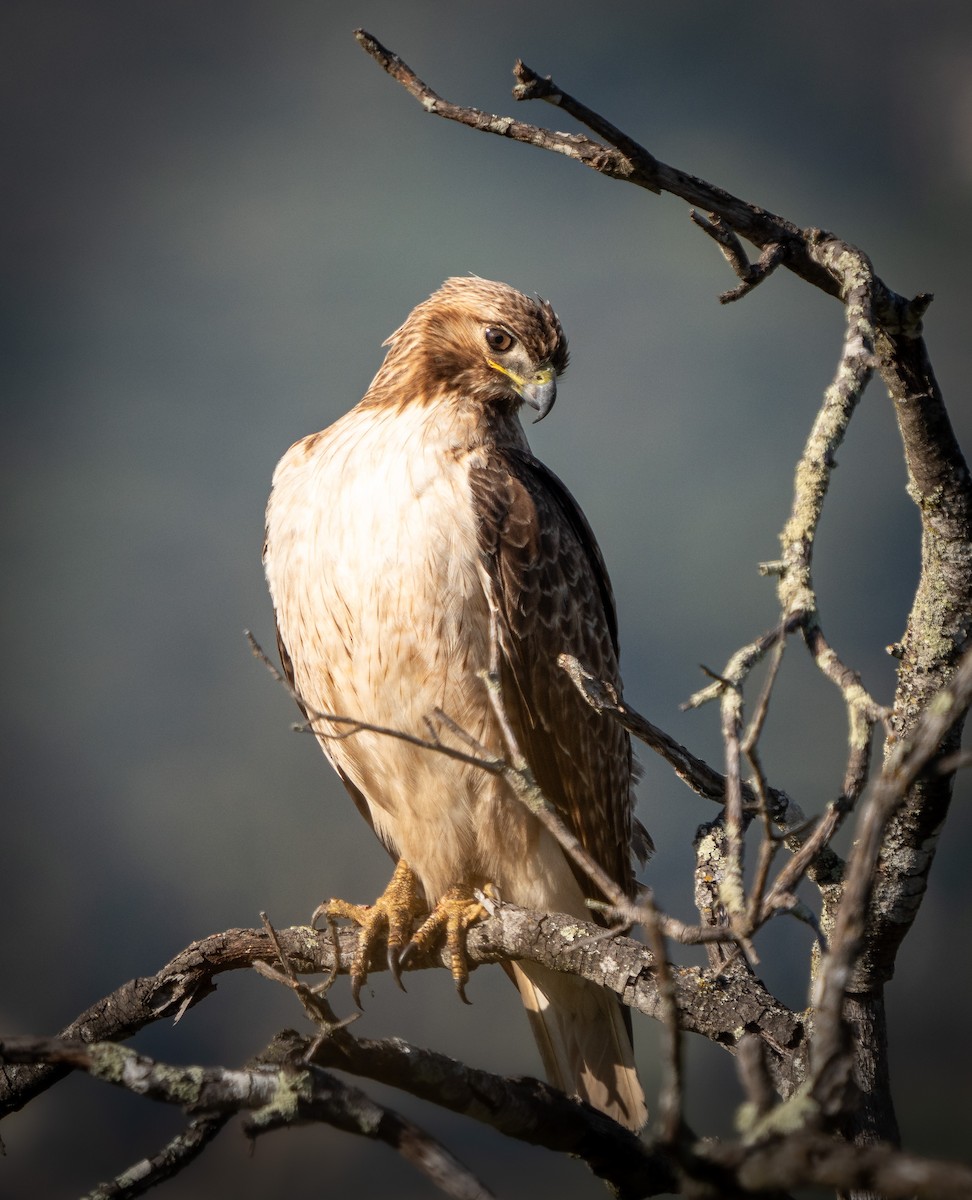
[523,378,557,424]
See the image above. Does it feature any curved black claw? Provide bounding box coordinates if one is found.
[405,887,483,1005]
[398,938,418,971]
[387,943,408,992]
[350,971,367,1010]
[399,935,471,1002]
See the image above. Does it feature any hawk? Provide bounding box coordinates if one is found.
[264,277,649,1130]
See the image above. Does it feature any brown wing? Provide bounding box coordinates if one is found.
[470,447,642,901]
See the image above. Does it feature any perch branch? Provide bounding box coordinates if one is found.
[0,906,802,1121]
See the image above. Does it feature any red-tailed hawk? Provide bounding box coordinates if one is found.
[264,277,649,1130]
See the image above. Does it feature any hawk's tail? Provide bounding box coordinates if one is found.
[509,960,648,1131]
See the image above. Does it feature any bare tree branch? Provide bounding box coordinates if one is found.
[354,29,843,301]
[0,905,803,1121]
[6,1026,972,1200]
[810,648,972,1112]
[0,1036,493,1200]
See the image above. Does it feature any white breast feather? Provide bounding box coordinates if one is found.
[265,401,585,912]
[267,405,484,894]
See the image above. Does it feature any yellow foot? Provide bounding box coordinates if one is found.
[404,885,486,1005]
[313,858,426,1007]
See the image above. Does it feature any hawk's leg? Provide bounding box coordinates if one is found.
[404,885,485,1005]
[315,857,425,1007]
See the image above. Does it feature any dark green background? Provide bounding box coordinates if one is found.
[4,2,971,1196]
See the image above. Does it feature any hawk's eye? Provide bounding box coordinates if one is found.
[484,327,515,353]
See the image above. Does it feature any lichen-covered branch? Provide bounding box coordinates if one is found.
[6,1028,972,1200]
[862,312,972,986]
[810,649,972,1107]
[0,1036,492,1200]
[779,236,888,798]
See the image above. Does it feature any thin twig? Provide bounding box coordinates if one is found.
[254,911,356,1036]
[561,651,764,808]
[744,638,788,927]
[719,242,786,303]
[690,212,785,301]
[718,671,749,935]
[247,630,504,774]
[81,1114,231,1200]
[682,619,798,711]
[558,652,847,895]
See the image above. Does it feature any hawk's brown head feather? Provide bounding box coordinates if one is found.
[363,277,569,418]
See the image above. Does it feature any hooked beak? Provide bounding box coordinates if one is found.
[486,360,558,423]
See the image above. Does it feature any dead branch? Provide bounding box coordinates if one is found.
[0,905,802,1121]
[6,1028,972,1200]
[561,652,846,894]
[0,1036,492,1200]
[809,647,972,1112]
[355,29,857,303]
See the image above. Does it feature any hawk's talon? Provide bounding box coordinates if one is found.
[315,858,425,1004]
[405,885,485,1002]
[315,864,484,1002]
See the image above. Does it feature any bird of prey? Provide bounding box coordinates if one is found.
[264,277,649,1130]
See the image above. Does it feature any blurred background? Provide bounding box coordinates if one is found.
[3,2,971,1196]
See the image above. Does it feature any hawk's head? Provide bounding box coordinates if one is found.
[376,277,569,423]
